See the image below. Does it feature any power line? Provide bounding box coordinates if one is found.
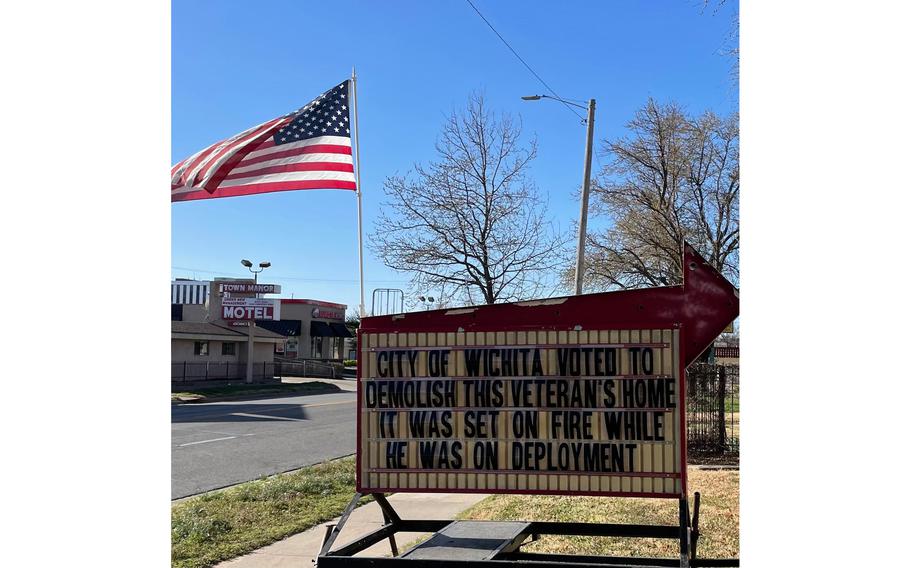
[170,266,407,284]
[464,0,585,122]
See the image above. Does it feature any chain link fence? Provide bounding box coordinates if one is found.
[686,363,739,457]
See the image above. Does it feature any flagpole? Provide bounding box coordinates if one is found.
[351,66,366,317]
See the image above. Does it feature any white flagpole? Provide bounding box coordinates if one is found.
[351,66,366,317]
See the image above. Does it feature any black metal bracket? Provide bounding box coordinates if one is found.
[316,492,737,568]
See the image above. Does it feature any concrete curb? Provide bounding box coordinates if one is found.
[173,455,357,503]
[171,383,346,405]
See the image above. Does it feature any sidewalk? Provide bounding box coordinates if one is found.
[216,492,488,567]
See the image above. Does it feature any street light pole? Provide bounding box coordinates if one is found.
[521,94,596,295]
[575,99,596,295]
[241,260,270,383]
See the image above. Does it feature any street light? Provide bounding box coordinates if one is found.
[241,259,270,284]
[522,94,596,295]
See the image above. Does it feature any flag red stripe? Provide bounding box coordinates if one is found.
[172,140,221,186]
[171,180,357,202]
[237,144,352,168]
[194,118,285,186]
[253,138,277,151]
[201,119,296,191]
[171,159,187,178]
[248,134,349,153]
[221,161,355,181]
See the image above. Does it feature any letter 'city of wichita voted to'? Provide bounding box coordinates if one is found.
[357,329,684,498]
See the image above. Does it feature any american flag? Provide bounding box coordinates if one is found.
[171,80,356,202]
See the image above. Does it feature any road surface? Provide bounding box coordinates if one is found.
[172,391,356,499]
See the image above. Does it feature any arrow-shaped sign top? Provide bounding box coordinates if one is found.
[361,244,739,367]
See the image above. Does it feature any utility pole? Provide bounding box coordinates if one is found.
[574,99,596,295]
[521,94,596,295]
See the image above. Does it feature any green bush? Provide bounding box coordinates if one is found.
[343,359,357,367]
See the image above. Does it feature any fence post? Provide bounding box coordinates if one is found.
[183,361,187,381]
[717,366,727,450]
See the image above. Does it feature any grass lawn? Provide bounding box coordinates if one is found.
[172,457,364,568]
[460,467,738,560]
[171,381,341,403]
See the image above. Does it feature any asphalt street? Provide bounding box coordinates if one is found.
[171,390,356,499]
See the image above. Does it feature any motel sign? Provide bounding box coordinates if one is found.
[221,297,281,321]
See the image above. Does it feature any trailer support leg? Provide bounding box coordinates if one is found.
[319,492,362,557]
[679,496,691,568]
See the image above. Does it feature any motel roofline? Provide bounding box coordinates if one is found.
[171,321,286,343]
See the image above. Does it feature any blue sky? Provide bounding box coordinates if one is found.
[172,0,738,316]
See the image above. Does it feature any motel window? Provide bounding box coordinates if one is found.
[194,341,209,356]
[222,342,236,356]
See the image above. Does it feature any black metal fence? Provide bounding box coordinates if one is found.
[172,359,343,383]
[686,363,739,455]
[272,359,342,379]
[171,361,278,382]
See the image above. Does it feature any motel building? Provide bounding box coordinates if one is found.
[171,278,353,382]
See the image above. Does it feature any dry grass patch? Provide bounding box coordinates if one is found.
[172,457,364,568]
[461,467,738,559]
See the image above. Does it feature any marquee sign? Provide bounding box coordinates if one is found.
[359,328,683,497]
[222,297,281,320]
[356,245,738,499]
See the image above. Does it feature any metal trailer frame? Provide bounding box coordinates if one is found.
[316,491,738,567]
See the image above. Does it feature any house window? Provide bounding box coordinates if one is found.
[194,341,209,356]
[222,342,236,356]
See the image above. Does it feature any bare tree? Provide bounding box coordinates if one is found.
[701,0,739,91]
[370,94,568,305]
[583,99,738,289]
